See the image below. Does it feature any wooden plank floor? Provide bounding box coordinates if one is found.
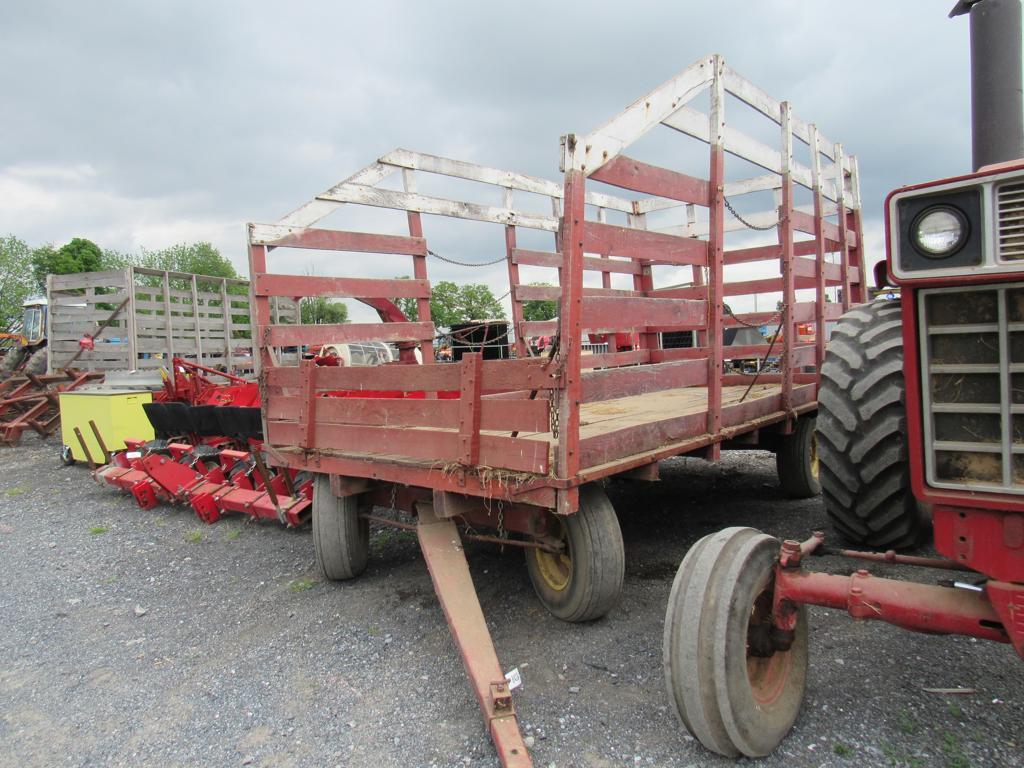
[505,383,781,444]
[578,383,779,440]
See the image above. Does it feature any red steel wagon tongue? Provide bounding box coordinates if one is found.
[246,48,865,766]
[663,1,1024,761]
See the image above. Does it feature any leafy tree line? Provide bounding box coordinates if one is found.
[0,234,240,329]
[1,232,554,333]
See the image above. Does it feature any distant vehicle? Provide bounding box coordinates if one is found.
[0,297,48,377]
[315,341,396,366]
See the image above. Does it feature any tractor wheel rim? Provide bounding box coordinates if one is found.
[809,431,820,480]
[746,585,794,706]
[534,516,571,592]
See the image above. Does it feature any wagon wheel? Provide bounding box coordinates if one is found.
[525,483,624,623]
[312,473,369,581]
[663,527,807,758]
[776,416,821,498]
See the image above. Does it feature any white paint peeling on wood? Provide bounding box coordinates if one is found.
[279,161,397,228]
[563,55,715,174]
[319,183,560,232]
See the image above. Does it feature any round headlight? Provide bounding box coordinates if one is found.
[912,206,968,257]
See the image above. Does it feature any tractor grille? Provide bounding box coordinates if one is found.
[919,283,1024,494]
[997,181,1024,260]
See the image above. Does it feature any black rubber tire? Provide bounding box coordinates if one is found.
[525,484,624,623]
[776,416,821,498]
[312,473,369,581]
[0,348,25,377]
[664,527,808,758]
[816,299,926,549]
[23,347,47,375]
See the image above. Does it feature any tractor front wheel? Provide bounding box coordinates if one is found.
[525,484,624,623]
[312,474,370,581]
[663,527,807,758]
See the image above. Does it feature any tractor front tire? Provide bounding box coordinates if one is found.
[312,473,370,581]
[664,527,808,758]
[816,300,926,549]
[526,484,625,623]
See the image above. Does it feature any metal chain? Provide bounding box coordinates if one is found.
[388,483,397,515]
[723,197,778,231]
[496,499,506,541]
[428,249,507,267]
[723,303,781,329]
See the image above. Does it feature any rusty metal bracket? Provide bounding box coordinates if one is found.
[488,681,516,720]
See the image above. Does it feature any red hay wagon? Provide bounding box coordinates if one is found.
[248,54,864,766]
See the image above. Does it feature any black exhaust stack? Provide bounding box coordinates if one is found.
[950,0,1024,170]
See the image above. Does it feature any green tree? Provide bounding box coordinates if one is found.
[140,242,237,278]
[459,283,506,323]
[0,235,36,329]
[31,237,103,289]
[301,297,349,325]
[428,281,463,328]
[522,282,558,322]
[393,278,506,329]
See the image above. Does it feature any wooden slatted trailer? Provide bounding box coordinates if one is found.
[249,54,864,767]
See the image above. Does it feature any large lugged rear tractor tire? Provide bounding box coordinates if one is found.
[313,473,370,581]
[816,300,926,549]
[525,484,625,623]
[663,527,808,758]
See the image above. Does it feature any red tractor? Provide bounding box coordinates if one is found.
[663,0,1024,757]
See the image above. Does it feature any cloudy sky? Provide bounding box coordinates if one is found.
[0,1,975,318]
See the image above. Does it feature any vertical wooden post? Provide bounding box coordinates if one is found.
[247,237,274,378]
[190,274,203,367]
[706,55,726,451]
[504,189,529,359]
[848,155,866,305]
[161,271,174,367]
[597,208,612,291]
[555,165,586,499]
[126,267,138,371]
[778,102,796,419]
[220,278,234,373]
[457,352,483,466]
[43,274,53,374]
[297,357,317,449]
[834,143,852,313]
[404,169,434,363]
[808,124,827,371]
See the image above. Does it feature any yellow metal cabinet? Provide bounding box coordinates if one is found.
[59,390,155,462]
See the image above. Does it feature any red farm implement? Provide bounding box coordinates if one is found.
[94,359,313,525]
[661,1,1024,760]
[0,370,102,446]
[248,53,864,765]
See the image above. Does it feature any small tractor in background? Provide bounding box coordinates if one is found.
[0,297,48,377]
[663,0,1024,757]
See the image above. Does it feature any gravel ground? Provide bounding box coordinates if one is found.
[1,434,1021,768]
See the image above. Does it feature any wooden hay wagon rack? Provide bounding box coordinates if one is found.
[250,54,864,766]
